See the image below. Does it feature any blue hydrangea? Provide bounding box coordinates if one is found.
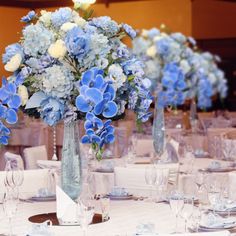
[171,33,187,44]
[89,16,119,37]
[147,28,160,39]
[65,27,91,60]
[2,43,24,64]
[21,10,36,23]
[122,23,136,39]
[26,55,55,73]
[197,76,213,108]
[51,7,72,28]
[122,58,145,78]
[41,65,74,98]
[40,97,65,126]
[23,24,54,57]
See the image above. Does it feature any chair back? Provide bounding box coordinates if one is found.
[24,145,48,169]
[4,152,24,170]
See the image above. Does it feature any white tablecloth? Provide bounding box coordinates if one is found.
[0,201,232,236]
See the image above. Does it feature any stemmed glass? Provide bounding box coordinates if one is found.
[194,171,205,191]
[145,166,157,201]
[155,169,169,202]
[100,197,110,221]
[222,138,234,160]
[179,198,194,232]
[3,190,18,236]
[169,192,184,234]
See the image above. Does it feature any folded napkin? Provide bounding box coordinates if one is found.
[110,187,128,196]
[56,186,78,225]
[36,188,55,198]
[208,161,221,170]
[200,212,236,228]
[215,201,236,211]
[135,222,156,235]
[26,220,53,236]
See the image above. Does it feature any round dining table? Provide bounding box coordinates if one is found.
[0,200,233,236]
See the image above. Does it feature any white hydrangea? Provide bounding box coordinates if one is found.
[39,10,52,27]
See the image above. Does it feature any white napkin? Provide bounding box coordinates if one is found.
[200,213,236,228]
[56,186,78,225]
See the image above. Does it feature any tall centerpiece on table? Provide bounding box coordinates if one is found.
[0,8,152,199]
[133,28,228,156]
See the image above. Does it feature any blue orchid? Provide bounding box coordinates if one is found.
[0,104,18,124]
[0,121,10,145]
[81,128,101,145]
[84,112,103,130]
[21,11,36,23]
[80,67,104,88]
[0,79,21,109]
[76,86,103,113]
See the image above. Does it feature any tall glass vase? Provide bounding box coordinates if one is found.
[189,99,198,133]
[153,99,165,157]
[61,120,82,200]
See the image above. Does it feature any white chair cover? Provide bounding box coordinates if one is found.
[114,164,179,196]
[0,169,50,196]
[24,145,48,170]
[4,152,24,170]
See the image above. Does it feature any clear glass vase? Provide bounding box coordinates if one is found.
[153,99,165,157]
[61,120,82,200]
[189,99,198,133]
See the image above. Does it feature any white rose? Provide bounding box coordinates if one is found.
[60,22,77,32]
[141,29,148,37]
[74,16,86,27]
[18,85,28,106]
[4,54,22,72]
[146,46,156,58]
[180,60,191,74]
[48,40,67,59]
[39,10,52,26]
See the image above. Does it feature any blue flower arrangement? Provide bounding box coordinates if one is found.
[0,8,152,158]
[132,28,228,109]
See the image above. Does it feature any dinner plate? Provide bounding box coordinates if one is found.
[95,168,114,173]
[108,194,133,200]
[200,167,236,173]
[30,195,56,202]
[198,223,236,231]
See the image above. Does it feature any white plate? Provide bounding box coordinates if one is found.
[30,195,56,202]
[109,194,133,200]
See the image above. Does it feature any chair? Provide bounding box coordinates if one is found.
[114,163,179,196]
[4,152,24,170]
[24,145,48,170]
[0,169,52,196]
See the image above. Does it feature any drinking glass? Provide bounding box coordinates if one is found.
[191,206,202,232]
[194,171,205,191]
[145,166,156,201]
[77,204,95,236]
[100,197,110,221]
[3,190,18,236]
[180,198,194,232]
[208,190,220,214]
[12,168,24,187]
[155,169,169,201]
[169,192,184,233]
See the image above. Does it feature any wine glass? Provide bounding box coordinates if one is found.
[180,198,194,232]
[145,166,156,201]
[100,197,110,221]
[77,203,95,236]
[3,190,18,236]
[169,191,184,233]
[155,169,169,202]
[194,171,205,192]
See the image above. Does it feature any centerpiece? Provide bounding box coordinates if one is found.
[133,27,228,156]
[0,8,152,199]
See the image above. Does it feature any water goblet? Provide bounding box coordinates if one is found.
[3,190,18,236]
[100,197,110,221]
[180,198,194,232]
[169,191,184,234]
[145,166,157,201]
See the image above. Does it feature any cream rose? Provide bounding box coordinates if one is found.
[74,16,86,27]
[60,22,77,32]
[4,54,22,72]
[18,85,29,106]
[48,40,67,59]
[146,46,156,58]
